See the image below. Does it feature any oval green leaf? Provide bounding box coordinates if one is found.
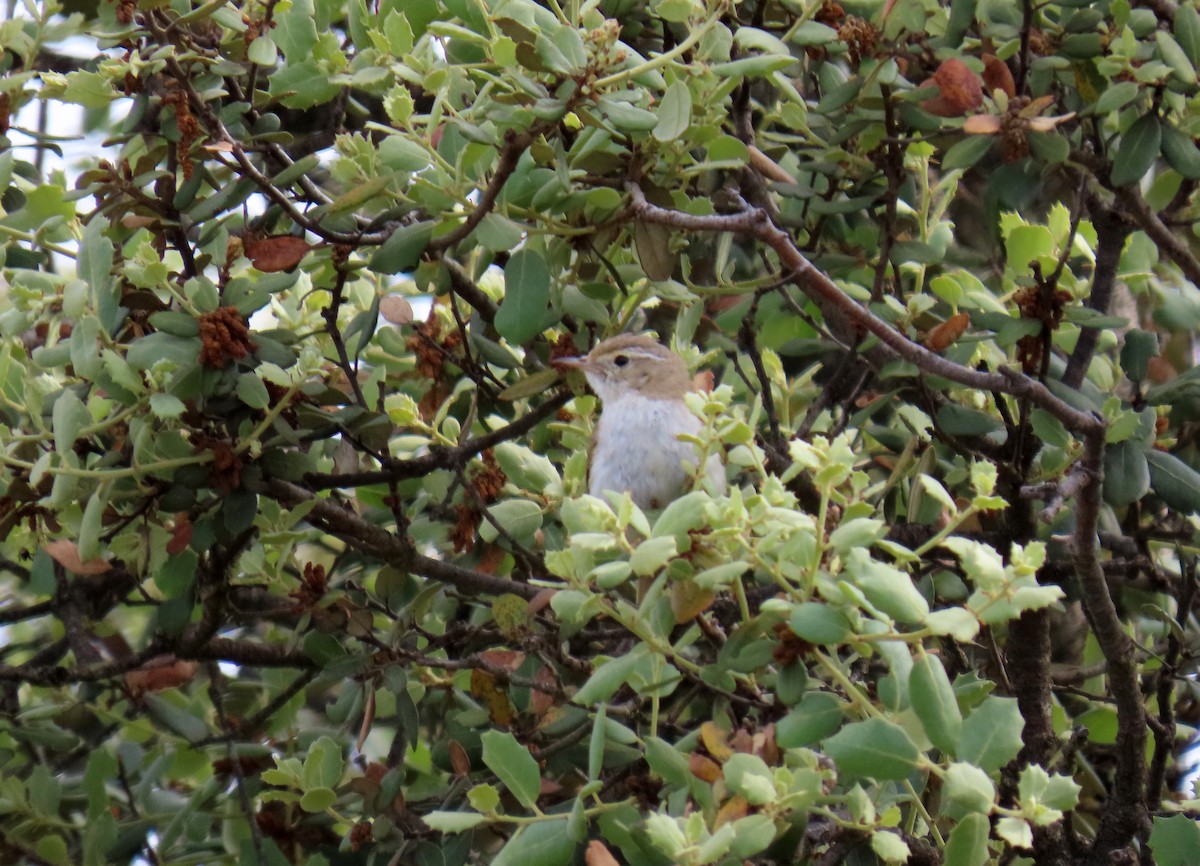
[1111,113,1161,187]
[495,248,551,345]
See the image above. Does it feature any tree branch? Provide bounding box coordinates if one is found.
[264,478,541,599]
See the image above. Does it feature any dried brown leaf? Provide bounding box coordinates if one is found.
[243,234,313,273]
[44,539,112,575]
[586,840,621,866]
[924,312,970,352]
[125,657,198,695]
[380,295,414,324]
[982,54,1016,98]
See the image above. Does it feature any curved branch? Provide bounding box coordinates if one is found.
[428,129,536,253]
[304,390,570,490]
[1076,427,1149,857]
[1112,183,1200,285]
[626,184,1104,436]
[264,478,541,599]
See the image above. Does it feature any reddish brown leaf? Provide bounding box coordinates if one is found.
[921,59,982,117]
[125,657,198,695]
[44,539,112,575]
[982,54,1016,98]
[449,740,471,777]
[243,234,313,272]
[479,649,525,670]
[530,665,558,716]
[714,794,750,828]
[166,513,193,555]
[586,840,621,866]
[924,312,970,352]
[356,687,376,753]
[689,752,724,783]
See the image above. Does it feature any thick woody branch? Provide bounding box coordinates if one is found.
[1112,184,1200,285]
[264,478,540,600]
[444,257,499,324]
[428,130,536,253]
[1075,427,1148,857]
[626,184,1103,436]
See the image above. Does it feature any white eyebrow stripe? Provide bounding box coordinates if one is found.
[601,348,667,360]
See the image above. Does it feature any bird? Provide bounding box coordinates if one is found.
[554,334,726,510]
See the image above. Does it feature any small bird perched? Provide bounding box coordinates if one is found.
[555,334,726,509]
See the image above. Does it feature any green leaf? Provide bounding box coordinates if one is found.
[630,536,677,576]
[598,96,659,131]
[573,649,644,706]
[423,810,488,832]
[844,549,929,623]
[237,373,271,409]
[1030,408,1071,449]
[79,216,117,329]
[1160,123,1200,179]
[248,35,277,65]
[481,730,541,809]
[52,390,90,456]
[369,221,434,275]
[910,653,963,756]
[925,608,980,641]
[1120,329,1158,381]
[144,693,208,741]
[936,403,1003,437]
[1157,30,1197,84]
[653,80,692,142]
[958,696,1023,773]
[823,718,922,781]
[150,311,201,338]
[776,692,844,747]
[303,736,345,789]
[1111,113,1162,187]
[490,819,574,866]
[723,753,777,805]
[479,499,543,545]
[1148,814,1200,866]
[635,220,676,281]
[871,830,911,864]
[1093,80,1139,115]
[1176,4,1200,66]
[269,61,342,109]
[943,813,990,866]
[379,135,432,172]
[299,787,337,812]
[942,135,994,170]
[468,784,501,813]
[789,602,853,644]
[1147,449,1200,513]
[1103,440,1150,507]
[35,835,68,866]
[495,248,551,345]
[940,762,995,817]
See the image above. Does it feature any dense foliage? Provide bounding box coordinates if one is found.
[4,0,1200,863]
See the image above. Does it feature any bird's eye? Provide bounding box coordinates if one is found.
[613,355,629,367]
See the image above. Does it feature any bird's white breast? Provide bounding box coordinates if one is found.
[588,393,725,509]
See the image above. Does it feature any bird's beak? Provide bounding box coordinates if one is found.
[552,355,589,372]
